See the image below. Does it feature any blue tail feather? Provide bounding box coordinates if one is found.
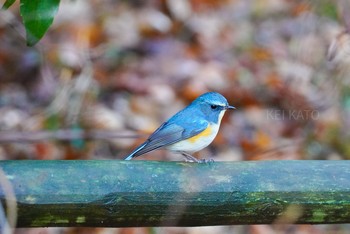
[124,143,147,160]
[124,154,134,160]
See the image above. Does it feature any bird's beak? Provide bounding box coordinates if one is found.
[226,105,236,110]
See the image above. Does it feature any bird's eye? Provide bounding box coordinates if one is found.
[211,105,217,109]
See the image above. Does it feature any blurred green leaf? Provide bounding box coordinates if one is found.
[44,114,60,130]
[20,0,60,46]
[2,0,16,10]
[316,1,337,20]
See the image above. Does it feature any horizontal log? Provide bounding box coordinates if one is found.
[0,160,350,227]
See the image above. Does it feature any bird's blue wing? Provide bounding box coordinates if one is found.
[125,118,208,159]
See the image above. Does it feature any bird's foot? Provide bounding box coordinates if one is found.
[198,158,214,163]
[181,152,214,163]
[181,152,199,162]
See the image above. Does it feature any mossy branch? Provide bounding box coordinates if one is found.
[1,160,350,227]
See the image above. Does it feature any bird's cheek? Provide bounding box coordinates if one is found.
[218,110,226,123]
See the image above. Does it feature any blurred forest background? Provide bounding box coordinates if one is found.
[1,0,350,233]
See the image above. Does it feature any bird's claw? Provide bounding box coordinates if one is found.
[198,158,214,164]
[181,151,214,163]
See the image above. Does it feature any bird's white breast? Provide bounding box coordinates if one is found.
[167,110,226,153]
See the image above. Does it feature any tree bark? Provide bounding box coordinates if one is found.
[0,160,350,227]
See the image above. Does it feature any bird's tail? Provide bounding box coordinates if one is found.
[124,143,147,160]
[124,154,134,160]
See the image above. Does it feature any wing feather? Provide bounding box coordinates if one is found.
[125,119,208,159]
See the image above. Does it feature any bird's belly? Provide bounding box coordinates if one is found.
[167,123,220,153]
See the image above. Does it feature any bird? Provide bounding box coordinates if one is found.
[124,92,235,162]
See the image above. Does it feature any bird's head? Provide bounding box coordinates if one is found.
[193,92,235,123]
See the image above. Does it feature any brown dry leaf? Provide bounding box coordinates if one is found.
[77,23,105,47]
[240,130,272,160]
[119,227,150,234]
[264,72,283,89]
[190,0,229,12]
[291,2,312,16]
[250,47,273,62]
[34,142,61,160]
[250,225,276,234]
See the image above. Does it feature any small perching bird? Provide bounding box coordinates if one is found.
[125,92,235,162]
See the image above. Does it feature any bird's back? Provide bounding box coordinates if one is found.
[124,103,208,159]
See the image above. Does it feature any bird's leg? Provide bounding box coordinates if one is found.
[180,151,201,163]
[180,152,214,163]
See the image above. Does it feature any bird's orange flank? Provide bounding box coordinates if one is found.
[187,125,213,143]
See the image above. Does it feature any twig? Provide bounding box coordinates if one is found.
[0,130,143,143]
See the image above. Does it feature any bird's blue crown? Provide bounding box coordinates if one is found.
[194,92,229,107]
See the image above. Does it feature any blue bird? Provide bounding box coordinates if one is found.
[125,92,235,162]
